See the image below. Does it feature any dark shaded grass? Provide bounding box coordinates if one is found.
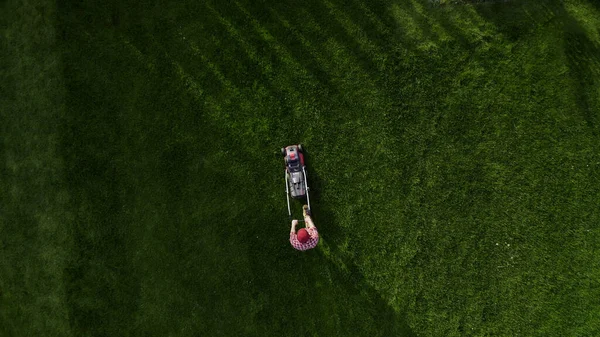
[1,0,74,335]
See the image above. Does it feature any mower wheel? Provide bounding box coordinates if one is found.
[281,148,286,157]
[298,144,304,152]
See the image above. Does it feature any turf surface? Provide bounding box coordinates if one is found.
[1,0,600,336]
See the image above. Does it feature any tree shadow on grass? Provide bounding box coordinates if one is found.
[473,0,560,41]
[562,13,600,136]
[473,0,600,135]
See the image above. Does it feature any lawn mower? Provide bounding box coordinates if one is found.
[281,144,312,221]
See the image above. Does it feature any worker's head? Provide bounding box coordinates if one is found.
[297,228,310,243]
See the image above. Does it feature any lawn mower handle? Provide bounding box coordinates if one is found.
[285,169,291,219]
[303,166,312,212]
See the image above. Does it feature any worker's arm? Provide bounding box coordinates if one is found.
[290,219,298,233]
[304,215,315,229]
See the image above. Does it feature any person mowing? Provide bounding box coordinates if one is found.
[290,205,319,251]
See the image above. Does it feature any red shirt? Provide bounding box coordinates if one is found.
[290,227,319,251]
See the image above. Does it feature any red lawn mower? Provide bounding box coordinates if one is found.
[281,144,312,221]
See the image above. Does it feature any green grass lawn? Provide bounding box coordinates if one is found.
[2,0,600,336]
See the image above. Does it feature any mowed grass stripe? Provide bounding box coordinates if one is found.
[185,3,310,118]
[205,1,323,87]
[59,13,265,334]
[0,0,72,335]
